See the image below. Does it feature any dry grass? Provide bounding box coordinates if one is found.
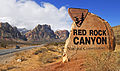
[0,49,34,71]
[34,43,63,64]
[85,49,120,71]
[0,42,64,71]
[2,42,120,71]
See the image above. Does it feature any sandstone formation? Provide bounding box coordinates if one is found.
[112,25,120,44]
[0,22,26,41]
[25,24,56,42]
[18,28,30,35]
[55,30,69,40]
[66,8,115,50]
[0,22,69,42]
[63,8,115,63]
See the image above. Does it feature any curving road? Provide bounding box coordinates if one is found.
[0,44,45,56]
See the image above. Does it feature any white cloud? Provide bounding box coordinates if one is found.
[0,0,72,31]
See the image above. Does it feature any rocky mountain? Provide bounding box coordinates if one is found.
[25,24,56,41]
[55,30,69,40]
[0,22,26,41]
[0,22,69,42]
[25,24,70,42]
[18,28,30,35]
[112,25,120,43]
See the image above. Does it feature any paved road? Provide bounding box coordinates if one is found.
[0,44,45,56]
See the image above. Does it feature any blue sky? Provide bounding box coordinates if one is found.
[34,0,120,27]
[0,0,119,30]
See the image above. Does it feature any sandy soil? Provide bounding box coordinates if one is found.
[0,44,120,71]
[32,45,120,71]
[0,44,63,71]
[32,50,88,71]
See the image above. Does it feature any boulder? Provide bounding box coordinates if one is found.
[63,8,115,63]
[66,8,115,50]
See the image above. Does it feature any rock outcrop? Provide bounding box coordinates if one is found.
[55,30,69,40]
[0,22,69,42]
[65,12,115,50]
[18,28,30,35]
[25,24,56,41]
[112,25,120,44]
[0,22,26,41]
[62,8,116,63]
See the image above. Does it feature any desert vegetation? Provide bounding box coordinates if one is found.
[85,49,120,71]
[0,41,120,71]
[34,42,64,64]
[0,42,64,71]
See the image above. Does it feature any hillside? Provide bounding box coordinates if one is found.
[0,22,26,41]
[0,22,69,43]
[18,28,30,35]
[55,30,69,40]
[25,24,69,42]
[112,25,120,44]
[25,24,56,42]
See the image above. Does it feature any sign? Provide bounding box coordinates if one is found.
[73,29,107,45]
[62,8,116,63]
[66,8,115,50]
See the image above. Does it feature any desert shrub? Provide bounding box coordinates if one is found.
[53,56,61,59]
[34,48,48,55]
[0,66,17,71]
[47,42,59,46]
[85,51,119,71]
[36,44,62,64]
[58,42,65,45]
[47,47,57,52]
[45,42,65,47]
[1,43,7,48]
[34,50,42,55]
[53,42,65,46]
[53,42,59,46]
[39,52,59,64]
[37,47,62,64]
[117,42,120,45]
[15,52,27,62]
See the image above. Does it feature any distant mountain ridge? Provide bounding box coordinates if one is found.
[55,30,69,40]
[0,22,69,42]
[0,22,26,41]
[18,28,30,35]
[1,22,120,44]
[25,24,69,42]
[25,24,56,41]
